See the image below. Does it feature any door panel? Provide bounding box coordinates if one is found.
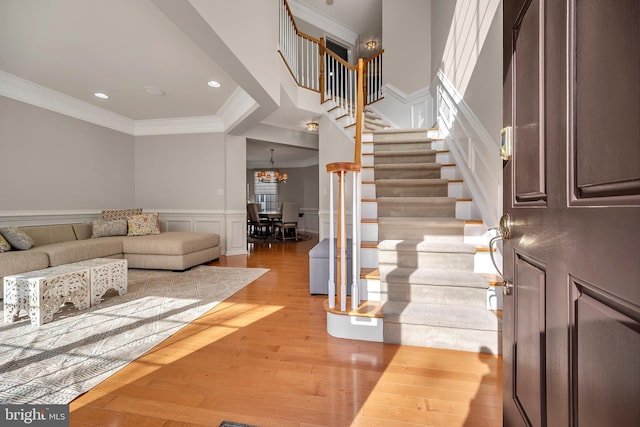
[503,0,640,426]
[571,278,640,427]
[514,0,545,204]
[514,253,546,427]
[573,0,640,200]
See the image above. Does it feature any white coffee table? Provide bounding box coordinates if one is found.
[3,258,128,326]
[67,258,127,306]
[3,265,91,326]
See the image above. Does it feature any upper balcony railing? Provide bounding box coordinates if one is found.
[278,0,384,163]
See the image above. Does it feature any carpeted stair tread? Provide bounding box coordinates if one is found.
[378,216,464,226]
[379,266,488,288]
[377,197,456,217]
[373,129,432,143]
[383,301,501,331]
[378,239,476,254]
[376,178,448,186]
[377,196,456,204]
[374,163,441,170]
[374,149,437,157]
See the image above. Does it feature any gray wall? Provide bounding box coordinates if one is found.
[134,132,227,209]
[0,96,135,210]
[278,165,319,209]
[430,0,456,81]
[382,0,431,93]
[461,5,503,138]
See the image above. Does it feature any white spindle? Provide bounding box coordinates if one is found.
[351,170,360,309]
[328,171,335,309]
[340,170,346,313]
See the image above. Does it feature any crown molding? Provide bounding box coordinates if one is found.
[0,71,135,134]
[287,0,358,46]
[0,71,263,136]
[134,116,224,136]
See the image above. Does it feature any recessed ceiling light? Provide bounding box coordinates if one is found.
[94,92,109,99]
[207,80,221,88]
[144,86,165,96]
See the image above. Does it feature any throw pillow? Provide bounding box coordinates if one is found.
[102,208,143,221]
[127,213,161,236]
[0,227,34,250]
[92,219,128,238]
[0,233,11,252]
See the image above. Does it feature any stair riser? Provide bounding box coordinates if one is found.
[377,225,465,242]
[381,283,487,307]
[374,168,441,179]
[378,251,474,270]
[376,183,448,197]
[383,323,502,354]
[374,142,433,152]
[377,202,455,218]
[375,154,436,165]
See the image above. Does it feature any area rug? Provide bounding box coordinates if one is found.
[0,265,268,404]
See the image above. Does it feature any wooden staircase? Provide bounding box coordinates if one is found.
[362,126,502,354]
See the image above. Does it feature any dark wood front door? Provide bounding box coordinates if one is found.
[502,1,640,426]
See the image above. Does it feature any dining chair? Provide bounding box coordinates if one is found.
[273,202,299,241]
[247,203,271,237]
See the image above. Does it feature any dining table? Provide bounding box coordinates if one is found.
[258,211,281,236]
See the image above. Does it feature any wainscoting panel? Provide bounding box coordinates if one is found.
[225,211,247,256]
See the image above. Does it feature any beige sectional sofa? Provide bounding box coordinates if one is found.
[0,222,220,284]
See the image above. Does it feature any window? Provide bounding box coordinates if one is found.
[253,172,279,212]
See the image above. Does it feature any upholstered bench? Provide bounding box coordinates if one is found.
[122,231,220,271]
[308,238,352,295]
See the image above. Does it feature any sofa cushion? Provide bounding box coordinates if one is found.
[127,213,161,236]
[102,208,143,221]
[35,237,124,266]
[92,219,127,238]
[122,232,219,256]
[17,224,76,247]
[0,251,49,280]
[0,227,35,250]
[0,234,11,252]
[73,223,93,240]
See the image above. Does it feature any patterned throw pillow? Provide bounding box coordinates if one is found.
[0,227,34,250]
[92,219,128,238]
[0,233,11,252]
[127,213,161,236]
[102,208,143,221]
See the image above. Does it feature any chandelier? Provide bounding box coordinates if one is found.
[257,149,288,184]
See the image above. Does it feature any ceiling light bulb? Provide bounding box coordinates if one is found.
[207,80,221,88]
[366,40,377,50]
[306,122,319,132]
[94,92,109,99]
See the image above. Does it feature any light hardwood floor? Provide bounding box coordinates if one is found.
[70,235,503,426]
